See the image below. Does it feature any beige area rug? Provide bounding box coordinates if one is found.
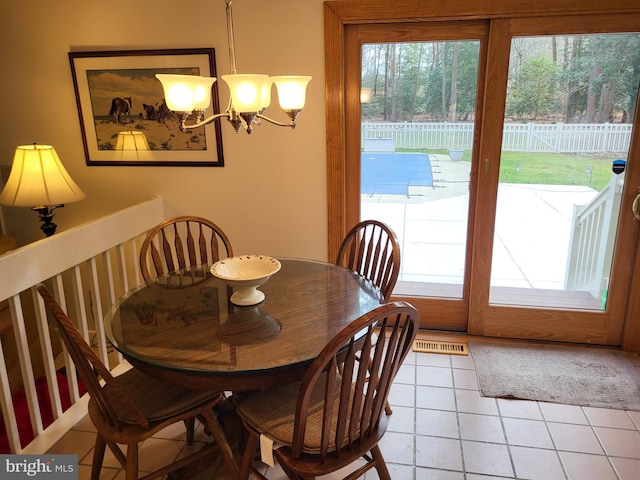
[469,341,640,411]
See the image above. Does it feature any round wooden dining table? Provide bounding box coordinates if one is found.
[105,257,383,392]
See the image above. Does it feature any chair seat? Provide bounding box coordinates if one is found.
[238,373,383,455]
[103,368,220,425]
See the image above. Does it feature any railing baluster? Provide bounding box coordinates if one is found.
[51,275,82,403]
[31,287,63,420]
[9,294,43,440]
[0,336,20,453]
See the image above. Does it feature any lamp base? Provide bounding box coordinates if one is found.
[32,205,64,237]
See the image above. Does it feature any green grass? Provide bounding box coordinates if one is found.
[397,148,620,191]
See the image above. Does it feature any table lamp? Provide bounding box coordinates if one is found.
[0,144,86,237]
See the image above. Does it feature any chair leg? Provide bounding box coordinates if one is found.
[184,417,195,446]
[90,434,106,480]
[239,428,260,480]
[124,443,139,480]
[370,444,391,480]
[200,407,239,478]
[385,401,393,415]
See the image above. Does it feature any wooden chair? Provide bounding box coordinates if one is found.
[36,284,238,480]
[335,220,401,302]
[236,301,419,480]
[139,216,234,281]
[336,220,401,415]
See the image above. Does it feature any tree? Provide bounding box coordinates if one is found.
[507,56,559,119]
[361,34,639,125]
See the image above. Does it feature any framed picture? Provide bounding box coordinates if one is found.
[69,48,224,166]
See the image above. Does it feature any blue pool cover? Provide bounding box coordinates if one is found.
[361,152,433,195]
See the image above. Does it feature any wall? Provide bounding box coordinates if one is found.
[0,0,327,259]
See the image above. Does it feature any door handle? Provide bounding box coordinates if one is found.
[633,187,640,221]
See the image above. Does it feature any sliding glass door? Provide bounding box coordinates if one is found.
[327,2,640,346]
[473,16,640,344]
[489,33,637,312]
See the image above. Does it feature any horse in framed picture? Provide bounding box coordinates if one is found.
[109,96,131,125]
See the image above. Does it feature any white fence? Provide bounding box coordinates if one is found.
[0,197,166,454]
[362,122,632,153]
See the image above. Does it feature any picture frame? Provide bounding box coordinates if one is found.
[69,48,224,166]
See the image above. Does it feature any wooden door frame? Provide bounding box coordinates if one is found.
[324,0,640,350]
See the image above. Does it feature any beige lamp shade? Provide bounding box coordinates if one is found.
[114,131,153,161]
[0,144,86,207]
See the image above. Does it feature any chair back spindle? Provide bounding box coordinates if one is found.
[140,216,233,281]
[336,220,400,302]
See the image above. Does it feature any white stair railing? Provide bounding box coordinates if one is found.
[0,197,166,454]
[565,173,624,298]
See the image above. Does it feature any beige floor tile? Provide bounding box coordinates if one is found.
[510,445,565,480]
[72,414,97,433]
[455,389,499,416]
[450,354,475,370]
[502,417,554,448]
[395,363,416,384]
[459,412,505,444]
[593,427,640,458]
[46,430,95,460]
[497,398,543,420]
[415,408,459,438]
[452,368,479,390]
[583,406,638,429]
[416,365,454,388]
[388,382,415,408]
[415,352,452,368]
[559,451,618,480]
[379,431,415,465]
[628,410,640,429]
[461,440,513,477]
[137,437,185,472]
[386,405,415,434]
[415,385,456,411]
[547,423,604,454]
[465,476,511,480]
[383,462,414,479]
[610,456,640,480]
[415,435,463,471]
[415,467,464,479]
[539,402,589,425]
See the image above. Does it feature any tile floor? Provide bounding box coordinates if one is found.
[46,343,640,480]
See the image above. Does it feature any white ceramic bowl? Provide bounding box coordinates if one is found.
[210,255,281,306]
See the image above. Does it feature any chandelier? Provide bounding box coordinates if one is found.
[156,0,311,134]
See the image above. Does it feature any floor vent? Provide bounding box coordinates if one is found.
[413,340,469,356]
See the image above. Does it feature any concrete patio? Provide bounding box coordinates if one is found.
[361,154,600,297]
